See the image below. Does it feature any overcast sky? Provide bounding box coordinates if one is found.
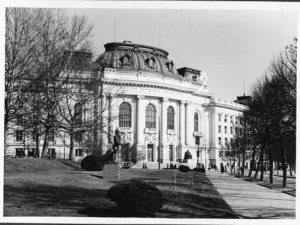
[66,7,297,101]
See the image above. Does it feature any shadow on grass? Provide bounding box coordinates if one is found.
[4,183,114,216]
[78,207,154,217]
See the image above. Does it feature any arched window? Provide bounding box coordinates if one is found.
[194,112,199,131]
[167,106,175,130]
[74,103,82,126]
[119,102,132,127]
[146,104,156,128]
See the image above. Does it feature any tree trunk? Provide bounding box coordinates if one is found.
[248,148,256,177]
[281,146,287,187]
[254,149,262,179]
[260,147,264,181]
[35,134,40,158]
[229,158,232,174]
[41,126,50,158]
[289,165,293,176]
[69,128,75,160]
[268,146,273,184]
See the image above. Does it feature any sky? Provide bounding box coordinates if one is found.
[66,7,297,102]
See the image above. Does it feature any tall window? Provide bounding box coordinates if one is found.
[49,130,55,141]
[16,130,23,141]
[224,115,227,123]
[218,114,221,122]
[194,112,199,131]
[230,126,233,134]
[146,104,156,128]
[218,125,221,133]
[119,102,132,127]
[76,149,83,157]
[17,114,23,126]
[224,126,227,134]
[218,137,222,146]
[74,103,82,126]
[167,106,175,130]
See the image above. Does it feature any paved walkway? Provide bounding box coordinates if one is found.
[206,170,296,219]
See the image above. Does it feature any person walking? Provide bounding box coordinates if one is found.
[221,163,225,174]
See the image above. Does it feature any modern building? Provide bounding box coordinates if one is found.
[6,40,248,169]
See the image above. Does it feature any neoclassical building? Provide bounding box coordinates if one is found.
[6,40,248,169]
[96,41,247,169]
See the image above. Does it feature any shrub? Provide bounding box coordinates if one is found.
[193,167,206,173]
[81,155,104,171]
[178,165,190,173]
[107,179,163,215]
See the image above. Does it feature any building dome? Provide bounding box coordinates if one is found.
[96,41,181,78]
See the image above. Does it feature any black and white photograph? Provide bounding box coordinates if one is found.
[1,0,298,224]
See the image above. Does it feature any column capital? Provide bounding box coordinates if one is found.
[179,100,185,105]
[185,101,192,106]
[161,97,168,102]
[137,95,145,100]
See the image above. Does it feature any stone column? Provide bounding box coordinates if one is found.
[136,95,145,145]
[161,98,168,145]
[179,101,185,145]
[160,97,169,163]
[185,101,192,146]
[107,94,113,144]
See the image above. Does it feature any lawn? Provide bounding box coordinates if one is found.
[4,158,237,218]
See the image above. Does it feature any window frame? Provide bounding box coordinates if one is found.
[194,112,199,132]
[16,130,23,141]
[119,102,132,128]
[146,104,156,129]
[167,106,175,130]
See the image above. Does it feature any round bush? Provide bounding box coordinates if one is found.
[178,165,190,173]
[81,155,104,171]
[107,179,163,215]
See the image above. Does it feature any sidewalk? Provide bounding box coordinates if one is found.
[206,170,296,219]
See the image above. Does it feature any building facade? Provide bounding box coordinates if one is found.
[6,41,248,169]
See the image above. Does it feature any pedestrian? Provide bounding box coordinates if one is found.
[221,164,225,174]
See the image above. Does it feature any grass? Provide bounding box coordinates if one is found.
[4,158,237,218]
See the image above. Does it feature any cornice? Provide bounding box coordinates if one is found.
[102,78,213,98]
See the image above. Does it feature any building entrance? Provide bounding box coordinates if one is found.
[169,145,174,162]
[147,144,154,162]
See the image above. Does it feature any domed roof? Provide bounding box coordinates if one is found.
[96,41,180,77]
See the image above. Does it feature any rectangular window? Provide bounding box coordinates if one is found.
[235,127,238,135]
[28,148,35,157]
[218,125,221,133]
[224,115,227,123]
[16,114,23,126]
[49,115,55,125]
[74,131,83,142]
[75,149,83,157]
[219,150,224,157]
[16,130,23,141]
[225,138,228,143]
[224,126,227,134]
[218,137,221,146]
[218,114,221,122]
[49,130,55,141]
[230,116,233,123]
[230,126,233,134]
[15,148,25,157]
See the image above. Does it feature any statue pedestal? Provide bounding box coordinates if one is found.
[183,159,193,164]
[103,163,119,181]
